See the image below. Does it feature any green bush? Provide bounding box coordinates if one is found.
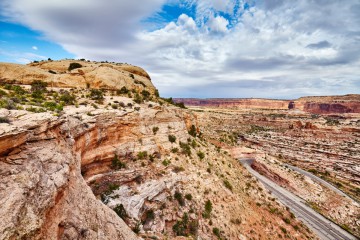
[31,80,48,92]
[179,142,191,156]
[114,204,127,220]
[89,89,104,100]
[68,62,83,71]
[143,209,155,224]
[137,151,148,160]
[162,159,170,166]
[117,86,129,94]
[141,90,150,99]
[223,179,233,191]
[185,194,192,201]
[212,227,221,238]
[134,93,143,104]
[152,126,159,135]
[174,191,185,206]
[111,154,126,170]
[168,135,176,143]
[59,92,76,105]
[172,213,198,237]
[154,89,159,97]
[188,125,197,137]
[203,200,212,219]
[0,117,10,123]
[197,151,205,160]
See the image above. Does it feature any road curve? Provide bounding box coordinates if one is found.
[283,164,352,200]
[240,158,357,240]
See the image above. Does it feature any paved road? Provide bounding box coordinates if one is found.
[283,164,351,200]
[240,158,357,240]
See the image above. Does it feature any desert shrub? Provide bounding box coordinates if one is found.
[185,194,192,201]
[171,147,179,153]
[173,213,198,237]
[117,86,129,95]
[141,90,150,99]
[173,166,184,173]
[134,93,143,104]
[0,99,16,110]
[134,80,146,87]
[111,154,126,170]
[59,92,76,105]
[89,89,104,100]
[154,89,159,97]
[68,62,82,71]
[11,85,27,95]
[162,159,170,166]
[152,126,159,135]
[114,204,127,220]
[179,142,191,156]
[212,228,221,238]
[137,151,148,160]
[174,191,185,206]
[283,218,291,224]
[0,117,10,123]
[142,209,155,224]
[31,80,47,92]
[203,200,212,219]
[43,101,63,111]
[168,135,176,143]
[133,221,141,234]
[197,151,205,160]
[223,179,233,191]
[0,89,7,97]
[111,104,118,109]
[188,125,197,137]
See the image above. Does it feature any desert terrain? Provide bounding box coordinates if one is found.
[0,60,319,240]
[174,97,360,237]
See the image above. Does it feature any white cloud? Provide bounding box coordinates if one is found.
[207,15,228,33]
[1,0,360,98]
[32,46,38,50]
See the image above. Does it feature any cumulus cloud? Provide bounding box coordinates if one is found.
[32,46,38,50]
[0,0,359,98]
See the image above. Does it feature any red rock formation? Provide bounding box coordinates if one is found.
[175,94,360,114]
[174,98,290,110]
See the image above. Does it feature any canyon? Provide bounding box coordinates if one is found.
[0,60,318,240]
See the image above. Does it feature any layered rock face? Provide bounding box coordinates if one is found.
[0,60,155,93]
[0,109,144,240]
[174,98,290,110]
[175,94,360,114]
[295,95,360,114]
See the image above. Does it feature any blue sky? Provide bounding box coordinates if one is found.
[0,0,359,99]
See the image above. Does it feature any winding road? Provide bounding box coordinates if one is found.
[240,158,357,240]
[283,164,352,200]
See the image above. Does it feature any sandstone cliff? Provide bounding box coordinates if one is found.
[174,94,360,114]
[0,60,155,93]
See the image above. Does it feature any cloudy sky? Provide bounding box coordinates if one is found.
[0,0,359,99]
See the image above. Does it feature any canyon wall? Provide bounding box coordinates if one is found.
[175,94,360,114]
[174,98,290,110]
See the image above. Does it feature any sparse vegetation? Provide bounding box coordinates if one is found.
[168,134,176,143]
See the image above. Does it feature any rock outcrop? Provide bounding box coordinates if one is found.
[0,60,155,93]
